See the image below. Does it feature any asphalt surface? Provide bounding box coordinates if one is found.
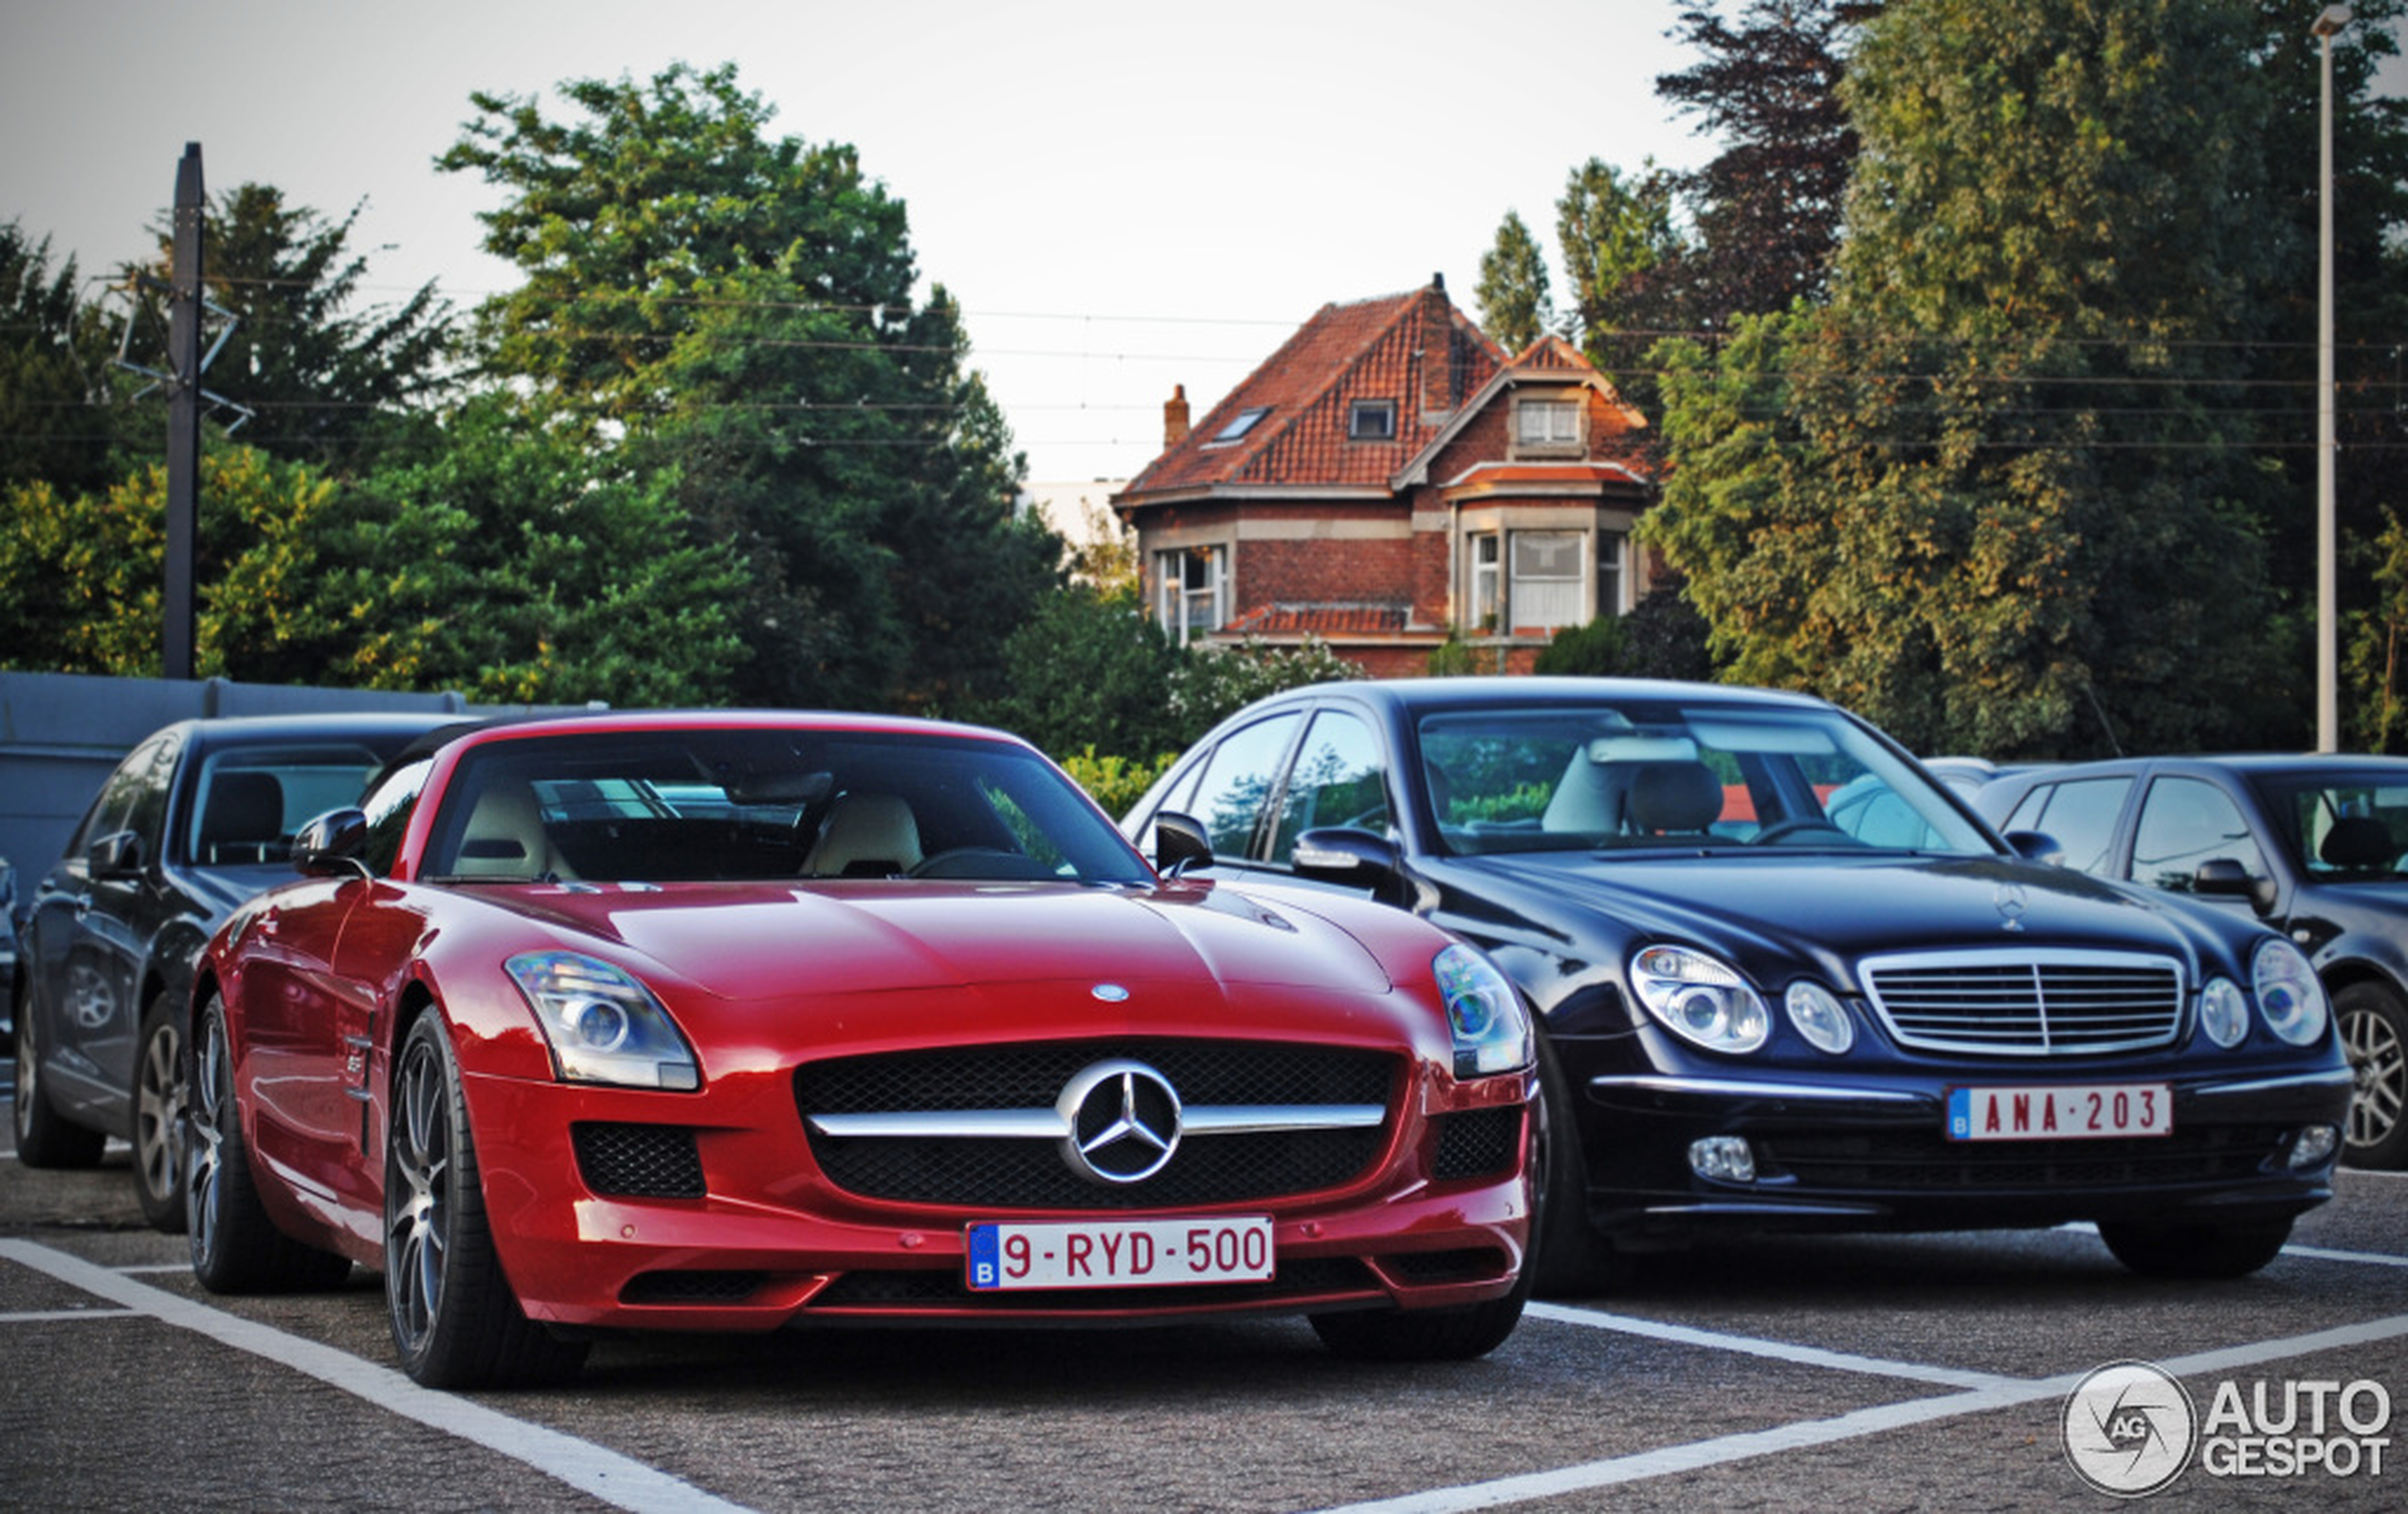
[4,1061,2403,1512]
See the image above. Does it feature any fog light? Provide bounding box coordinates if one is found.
[1689,1136,1757,1183]
[2289,1124,2340,1169]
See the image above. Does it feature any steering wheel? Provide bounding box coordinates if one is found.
[908,847,1053,881]
[1752,818,1852,846]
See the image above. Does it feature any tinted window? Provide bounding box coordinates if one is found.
[184,741,403,866]
[2131,776,2265,891]
[74,732,179,855]
[2029,777,2132,875]
[2248,771,2408,877]
[1272,711,1388,861]
[361,757,433,878]
[1181,714,1301,860]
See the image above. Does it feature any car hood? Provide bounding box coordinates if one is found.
[475,880,1396,1005]
[1451,850,2244,983]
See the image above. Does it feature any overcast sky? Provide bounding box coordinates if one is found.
[4,2,2399,486]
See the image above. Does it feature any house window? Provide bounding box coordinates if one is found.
[1510,531,1584,630]
[1348,399,1396,441]
[1468,530,1587,634]
[1514,397,1580,451]
[1155,544,1229,645]
[1598,530,1627,617]
[1469,533,1503,631]
[1208,407,1270,445]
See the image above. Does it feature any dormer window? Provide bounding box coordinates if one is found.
[1208,407,1270,446]
[1348,399,1397,442]
[1513,396,1582,454]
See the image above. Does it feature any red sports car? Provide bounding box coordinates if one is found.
[187,712,1535,1386]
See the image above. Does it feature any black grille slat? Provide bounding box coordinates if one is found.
[573,1122,705,1198]
[1760,1126,2286,1191]
[1432,1107,1523,1182]
[810,1257,1373,1311]
[795,1040,1399,1211]
[1863,953,2185,1056]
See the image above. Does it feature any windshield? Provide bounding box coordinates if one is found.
[1415,702,1996,857]
[2251,771,2408,880]
[422,728,1152,886]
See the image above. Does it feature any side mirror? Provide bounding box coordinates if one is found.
[86,830,146,878]
[2193,857,2279,916]
[1152,811,1213,877]
[292,808,373,880]
[1291,827,1401,885]
[2003,830,2064,866]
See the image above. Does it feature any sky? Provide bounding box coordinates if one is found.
[4,1,2401,488]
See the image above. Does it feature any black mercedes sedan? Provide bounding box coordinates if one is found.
[1124,679,2354,1289]
[1972,754,2408,1171]
[12,712,462,1228]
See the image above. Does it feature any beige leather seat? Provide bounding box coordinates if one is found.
[454,783,574,879]
[803,793,922,877]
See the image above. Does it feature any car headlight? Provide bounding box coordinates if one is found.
[1783,980,1855,1055]
[2199,976,2249,1049]
[1433,943,1533,1077]
[1633,945,1771,1054]
[2252,938,2329,1047]
[506,951,701,1090]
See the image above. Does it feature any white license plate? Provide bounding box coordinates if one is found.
[965,1217,1274,1291]
[1946,1083,2173,1141]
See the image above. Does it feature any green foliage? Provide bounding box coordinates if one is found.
[0,223,145,497]
[1054,746,1177,819]
[1425,637,1515,678]
[1475,210,1554,355]
[141,184,455,471]
[1166,636,1365,741]
[2346,509,2408,753]
[974,585,1181,762]
[442,62,1060,713]
[1648,0,2293,757]
[1556,157,1687,414]
[1533,616,1627,677]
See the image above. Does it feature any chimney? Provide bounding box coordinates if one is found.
[1164,383,1191,447]
[1420,276,1452,419]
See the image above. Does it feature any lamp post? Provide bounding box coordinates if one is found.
[2315,5,2350,752]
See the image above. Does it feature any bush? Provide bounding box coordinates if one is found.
[1056,746,1177,820]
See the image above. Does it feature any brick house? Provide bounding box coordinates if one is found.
[1111,276,1655,678]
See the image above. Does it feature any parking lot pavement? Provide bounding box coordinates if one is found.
[3,1076,2402,1513]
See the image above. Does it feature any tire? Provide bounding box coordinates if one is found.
[2337,981,2408,1171]
[1523,1031,1643,1295]
[1309,1263,1532,1362]
[12,976,106,1169]
[187,994,353,1294]
[385,1012,587,1389]
[134,993,189,1232]
[2098,1217,2293,1279]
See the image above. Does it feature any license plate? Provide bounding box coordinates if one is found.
[965,1217,1274,1291]
[1946,1083,2173,1141]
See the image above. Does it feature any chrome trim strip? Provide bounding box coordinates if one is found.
[2193,1069,2359,1099]
[808,1103,1385,1140]
[1587,1075,1927,1105]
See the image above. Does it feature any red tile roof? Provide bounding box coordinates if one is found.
[1221,603,1414,637]
[1122,283,1504,498]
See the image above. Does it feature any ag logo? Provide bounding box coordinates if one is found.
[2064,1360,2197,1497]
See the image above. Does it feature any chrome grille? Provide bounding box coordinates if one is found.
[1860,951,2185,1056]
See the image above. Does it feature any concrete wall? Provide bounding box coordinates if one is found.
[0,670,500,884]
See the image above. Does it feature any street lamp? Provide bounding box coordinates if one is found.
[2315,5,2350,752]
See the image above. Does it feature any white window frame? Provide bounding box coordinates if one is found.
[1507,530,1585,632]
[1155,544,1229,645]
[1513,397,1582,454]
[1597,529,1628,617]
[1348,399,1397,441]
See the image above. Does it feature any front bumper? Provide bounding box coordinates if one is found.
[1568,1052,2355,1242]
[460,1067,1532,1334]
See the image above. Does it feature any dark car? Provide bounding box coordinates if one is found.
[1,855,18,1053]
[12,713,464,1228]
[1124,679,2354,1289]
[1972,754,2408,1171]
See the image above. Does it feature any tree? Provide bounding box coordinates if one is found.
[136,184,455,471]
[0,223,145,497]
[441,63,1060,712]
[1647,0,2288,758]
[1655,1,1866,329]
[1555,158,1687,416]
[974,585,1181,763]
[1475,210,1554,355]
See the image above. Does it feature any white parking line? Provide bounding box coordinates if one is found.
[1312,1311,2408,1513]
[0,1239,751,1514]
[1524,1303,2012,1390]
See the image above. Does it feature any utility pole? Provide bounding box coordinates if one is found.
[165,141,204,681]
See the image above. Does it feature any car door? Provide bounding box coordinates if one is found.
[27,730,180,1123]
